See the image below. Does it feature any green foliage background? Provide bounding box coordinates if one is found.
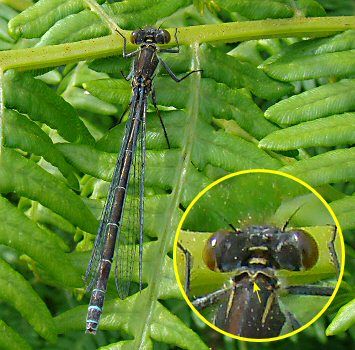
[0,0,354,349]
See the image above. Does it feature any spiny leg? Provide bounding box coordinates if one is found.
[152,87,170,149]
[159,57,202,82]
[284,310,302,330]
[177,241,192,297]
[121,69,134,81]
[192,287,232,311]
[160,28,180,54]
[328,225,340,277]
[286,285,334,296]
[118,100,132,124]
[115,29,139,58]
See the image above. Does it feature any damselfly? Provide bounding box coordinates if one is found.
[85,27,201,334]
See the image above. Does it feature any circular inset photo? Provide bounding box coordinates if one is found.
[173,169,344,342]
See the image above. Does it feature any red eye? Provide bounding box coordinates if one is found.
[156,29,171,44]
[130,31,138,44]
[275,230,319,271]
[296,231,318,269]
[203,231,230,272]
[162,30,170,43]
[203,235,218,271]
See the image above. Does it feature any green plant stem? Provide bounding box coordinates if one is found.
[0,68,4,151]
[0,0,32,11]
[1,16,355,71]
[183,16,355,43]
[86,0,121,34]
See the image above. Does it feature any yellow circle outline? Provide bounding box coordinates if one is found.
[173,169,345,342]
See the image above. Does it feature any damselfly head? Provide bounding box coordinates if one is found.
[130,28,171,45]
[202,226,319,273]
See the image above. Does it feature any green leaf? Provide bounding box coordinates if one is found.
[27,202,77,235]
[109,0,192,29]
[0,17,14,43]
[36,69,62,85]
[96,110,187,152]
[8,0,90,39]
[0,196,81,287]
[191,127,282,171]
[295,0,327,17]
[58,60,109,93]
[199,44,294,100]
[62,86,118,115]
[0,39,13,51]
[261,30,355,81]
[56,143,115,182]
[155,77,280,139]
[0,320,32,350]
[326,298,355,335]
[3,70,95,144]
[259,113,355,150]
[36,9,110,47]
[0,4,19,22]
[88,55,131,74]
[264,79,355,125]
[0,258,57,341]
[83,78,131,107]
[267,49,355,81]
[318,0,354,16]
[281,148,355,186]
[216,0,294,19]
[330,196,355,230]
[0,147,98,234]
[3,108,79,189]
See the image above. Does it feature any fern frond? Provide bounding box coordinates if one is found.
[0,0,354,349]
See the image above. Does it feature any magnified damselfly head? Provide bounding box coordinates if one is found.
[202,226,319,274]
[130,27,171,45]
[174,170,344,340]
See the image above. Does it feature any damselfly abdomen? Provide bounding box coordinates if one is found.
[85,27,201,334]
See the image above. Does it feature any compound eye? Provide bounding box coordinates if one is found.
[296,231,319,269]
[277,230,319,270]
[130,31,138,44]
[163,30,171,43]
[203,231,235,272]
[156,29,171,44]
[203,231,227,272]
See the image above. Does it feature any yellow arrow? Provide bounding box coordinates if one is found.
[253,282,261,303]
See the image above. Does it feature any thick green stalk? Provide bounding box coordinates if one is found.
[0,16,354,71]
